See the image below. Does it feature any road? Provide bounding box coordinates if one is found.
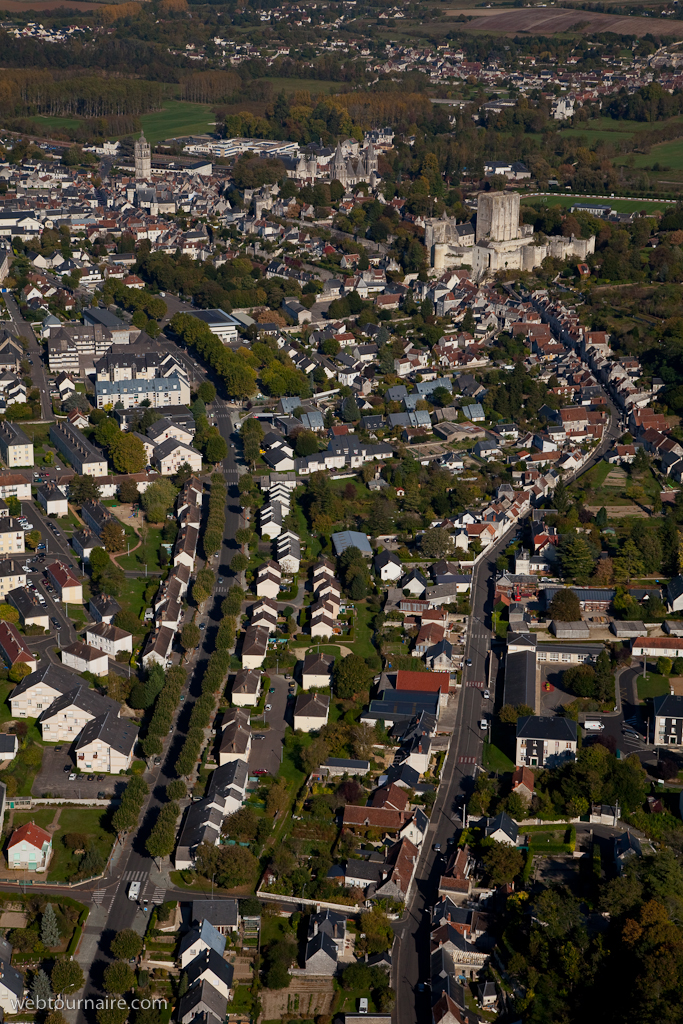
[72,331,244,1024]
[393,370,623,1020]
[4,293,52,420]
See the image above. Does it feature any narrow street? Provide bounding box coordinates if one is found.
[4,293,52,420]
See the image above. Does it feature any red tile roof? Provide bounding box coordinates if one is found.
[8,822,51,850]
[342,805,405,830]
[396,669,449,694]
[0,620,34,667]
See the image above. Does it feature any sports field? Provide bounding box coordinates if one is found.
[521,194,677,214]
[138,100,217,145]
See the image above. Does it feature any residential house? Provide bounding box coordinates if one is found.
[7,822,52,871]
[515,716,578,768]
[61,641,110,677]
[85,621,133,657]
[302,651,334,690]
[294,692,330,732]
[179,919,227,969]
[46,561,83,603]
[0,620,36,675]
[74,710,138,773]
[37,483,68,517]
[218,708,252,766]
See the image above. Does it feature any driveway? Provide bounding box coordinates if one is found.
[248,671,291,776]
[32,746,125,798]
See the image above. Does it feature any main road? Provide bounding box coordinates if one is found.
[393,378,622,1022]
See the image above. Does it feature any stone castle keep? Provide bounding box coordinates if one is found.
[425,192,595,280]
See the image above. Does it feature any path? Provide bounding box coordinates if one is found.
[110,537,142,569]
[47,808,62,834]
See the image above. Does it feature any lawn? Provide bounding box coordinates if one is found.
[483,740,515,773]
[32,114,83,133]
[12,806,115,882]
[586,459,612,489]
[522,193,677,213]
[116,526,164,571]
[137,101,217,146]
[637,672,670,700]
[616,137,683,170]
[118,576,153,626]
[264,76,339,95]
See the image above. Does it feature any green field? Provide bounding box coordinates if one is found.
[637,673,670,700]
[32,115,83,133]
[137,101,217,146]
[522,194,677,213]
[616,137,683,170]
[265,77,339,95]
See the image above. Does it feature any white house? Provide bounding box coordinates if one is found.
[294,692,330,732]
[85,622,133,657]
[74,710,138,773]
[61,641,109,677]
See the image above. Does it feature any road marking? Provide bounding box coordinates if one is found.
[466,681,486,688]
[92,890,106,904]
[458,755,476,764]
[148,886,166,905]
[123,869,149,882]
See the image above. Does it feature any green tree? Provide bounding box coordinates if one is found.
[548,588,581,621]
[554,477,569,514]
[101,520,125,553]
[421,527,453,559]
[41,903,60,947]
[95,417,120,449]
[197,382,216,404]
[51,960,84,994]
[614,538,646,582]
[657,656,673,676]
[342,395,360,422]
[595,507,608,530]
[180,623,200,650]
[69,475,101,505]
[231,552,248,573]
[482,842,523,884]
[559,537,596,581]
[111,930,143,960]
[166,779,186,801]
[25,530,41,550]
[141,478,177,523]
[103,962,135,995]
[110,433,147,474]
[205,433,228,463]
[334,654,372,699]
[32,969,52,1007]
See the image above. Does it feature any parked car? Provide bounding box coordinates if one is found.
[68,772,76,780]
[264,704,272,711]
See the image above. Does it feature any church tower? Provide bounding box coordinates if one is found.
[134,132,151,180]
[331,142,347,187]
[364,141,378,176]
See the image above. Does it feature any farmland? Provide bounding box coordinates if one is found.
[445,5,683,37]
[138,101,217,146]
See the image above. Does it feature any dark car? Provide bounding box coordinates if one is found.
[97,791,106,799]
[51,617,60,627]
[54,746,62,752]
[154,757,161,766]
[97,775,105,781]
[199,623,205,630]
[63,765,70,773]
[87,775,95,781]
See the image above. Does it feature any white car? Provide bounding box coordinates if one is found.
[483,689,490,700]
[479,719,488,730]
[264,704,272,712]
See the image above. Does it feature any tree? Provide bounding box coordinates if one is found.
[111,929,143,960]
[51,960,84,994]
[482,843,523,884]
[554,477,569,514]
[548,588,581,621]
[119,479,140,504]
[69,476,101,505]
[499,703,535,724]
[293,429,319,457]
[166,779,186,801]
[32,969,52,1007]
[421,527,453,559]
[595,507,608,530]
[532,886,582,939]
[195,842,258,889]
[103,962,135,995]
[593,557,615,586]
[9,663,31,683]
[141,478,177,522]
[559,536,596,581]
[0,603,19,623]
[205,433,228,463]
[96,1005,128,1024]
[6,496,20,516]
[197,381,216,403]
[342,395,360,422]
[25,529,41,550]
[110,434,147,475]
[334,654,372,699]
[358,906,394,955]
[41,903,60,947]
[231,552,248,573]
[101,520,125,553]
[614,538,646,582]
[657,656,673,676]
[94,417,120,449]
[180,623,200,650]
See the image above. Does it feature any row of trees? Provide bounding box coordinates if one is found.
[140,666,186,759]
[170,312,257,400]
[111,775,148,834]
[203,472,227,558]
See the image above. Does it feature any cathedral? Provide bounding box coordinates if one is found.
[329,141,378,187]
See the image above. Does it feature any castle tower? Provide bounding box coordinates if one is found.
[134,132,151,180]
[475,192,520,243]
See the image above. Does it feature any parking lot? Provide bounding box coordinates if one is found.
[32,747,123,799]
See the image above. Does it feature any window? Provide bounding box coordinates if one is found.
[550,652,559,662]
[562,653,571,662]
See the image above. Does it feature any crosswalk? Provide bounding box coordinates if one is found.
[458,755,476,764]
[467,681,486,688]
[123,869,149,882]
[150,886,166,905]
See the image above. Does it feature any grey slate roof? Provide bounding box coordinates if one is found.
[73,710,138,756]
[192,899,239,930]
[516,715,577,742]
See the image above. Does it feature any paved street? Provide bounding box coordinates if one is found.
[4,293,52,420]
[393,379,623,1021]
